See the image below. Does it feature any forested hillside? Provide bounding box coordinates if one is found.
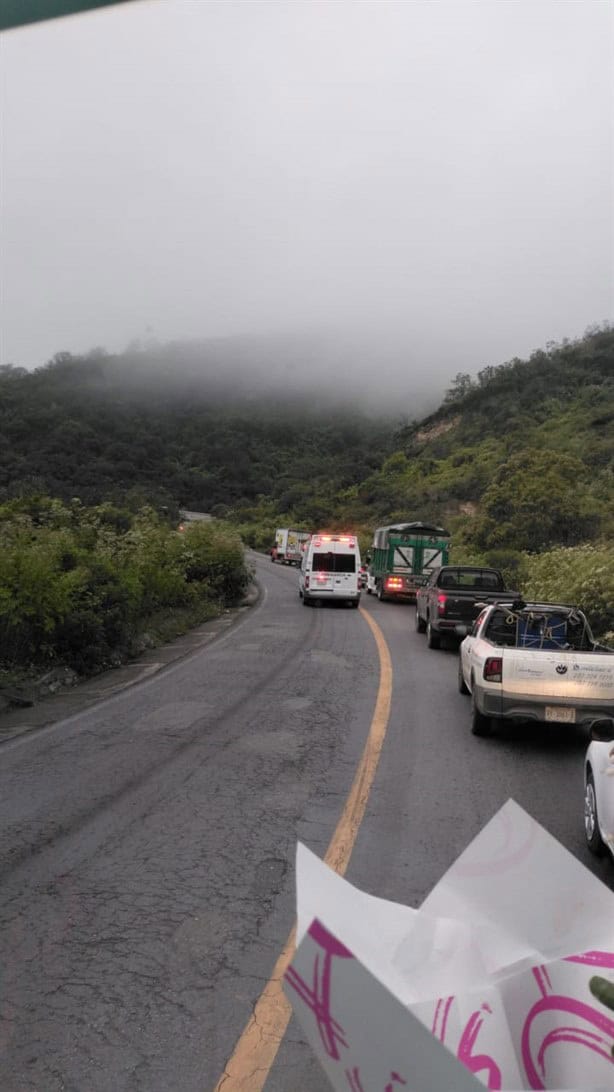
[0,346,394,518]
[340,325,614,552]
[1,325,612,661]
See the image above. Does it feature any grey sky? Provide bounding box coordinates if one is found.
[1,0,613,385]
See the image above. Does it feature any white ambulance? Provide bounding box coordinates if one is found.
[299,533,361,608]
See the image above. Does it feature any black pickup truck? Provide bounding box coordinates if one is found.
[415,566,517,649]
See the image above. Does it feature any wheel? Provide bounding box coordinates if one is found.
[302,594,312,607]
[426,619,440,649]
[350,600,359,609]
[584,770,606,855]
[377,583,385,602]
[366,585,372,595]
[471,688,491,736]
[458,659,469,694]
[415,608,426,633]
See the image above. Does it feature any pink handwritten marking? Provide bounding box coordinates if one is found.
[521,996,614,1089]
[532,966,552,998]
[309,918,354,958]
[455,807,538,878]
[537,1025,614,1072]
[284,919,353,1060]
[344,1067,365,1092]
[457,1004,502,1090]
[440,996,454,1044]
[564,950,614,969]
[384,1072,408,1089]
[432,995,454,1043]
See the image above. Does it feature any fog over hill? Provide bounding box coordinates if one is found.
[105,330,450,417]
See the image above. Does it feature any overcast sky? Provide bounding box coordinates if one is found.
[1,0,613,384]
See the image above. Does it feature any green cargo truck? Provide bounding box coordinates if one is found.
[366,522,451,602]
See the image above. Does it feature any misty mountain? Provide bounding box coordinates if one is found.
[0,338,400,515]
[332,325,614,555]
[1,326,612,560]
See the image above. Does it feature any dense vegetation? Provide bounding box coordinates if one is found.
[1,323,612,676]
[0,497,249,676]
[0,347,394,516]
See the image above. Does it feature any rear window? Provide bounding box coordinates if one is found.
[439,568,502,589]
[312,552,356,573]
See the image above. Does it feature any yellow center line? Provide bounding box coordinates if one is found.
[213,607,393,1091]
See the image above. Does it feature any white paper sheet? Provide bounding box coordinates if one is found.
[284,800,614,1091]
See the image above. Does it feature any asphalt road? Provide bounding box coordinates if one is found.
[0,553,611,1091]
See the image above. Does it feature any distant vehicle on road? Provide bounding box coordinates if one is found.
[366,522,450,602]
[457,602,614,737]
[271,528,311,566]
[299,533,361,608]
[415,565,512,647]
[584,719,614,860]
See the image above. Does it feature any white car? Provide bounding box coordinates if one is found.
[584,721,614,860]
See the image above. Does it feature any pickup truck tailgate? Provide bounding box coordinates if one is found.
[442,593,499,622]
[503,652,614,701]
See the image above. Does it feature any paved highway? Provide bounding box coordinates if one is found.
[0,553,611,1091]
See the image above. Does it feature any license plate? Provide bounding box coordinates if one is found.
[545,706,576,723]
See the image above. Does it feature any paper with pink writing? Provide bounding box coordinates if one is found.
[284,800,614,1090]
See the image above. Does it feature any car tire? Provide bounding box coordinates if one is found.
[350,600,359,609]
[584,769,606,856]
[302,594,312,607]
[458,660,469,694]
[376,584,385,601]
[471,688,491,736]
[426,619,440,649]
[415,608,426,633]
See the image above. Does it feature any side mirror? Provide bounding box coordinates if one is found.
[590,718,614,743]
[455,624,469,638]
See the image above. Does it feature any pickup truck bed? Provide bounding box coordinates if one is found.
[459,602,614,736]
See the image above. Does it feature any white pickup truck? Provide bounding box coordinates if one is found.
[457,602,614,737]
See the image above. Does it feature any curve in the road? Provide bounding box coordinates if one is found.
[213,606,393,1092]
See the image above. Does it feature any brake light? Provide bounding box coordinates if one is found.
[305,574,310,588]
[386,576,404,589]
[316,571,329,583]
[483,657,503,682]
[437,593,447,615]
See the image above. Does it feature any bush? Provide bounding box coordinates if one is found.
[520,543,614,641]
[182,521,250,601]
[0,498,251,674]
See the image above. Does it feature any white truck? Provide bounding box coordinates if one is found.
[271,528,311,566]
[457,601,614,737]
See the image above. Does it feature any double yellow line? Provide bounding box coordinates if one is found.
[214,608,393,1091]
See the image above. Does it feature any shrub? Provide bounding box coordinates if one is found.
[520,543,614,640]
